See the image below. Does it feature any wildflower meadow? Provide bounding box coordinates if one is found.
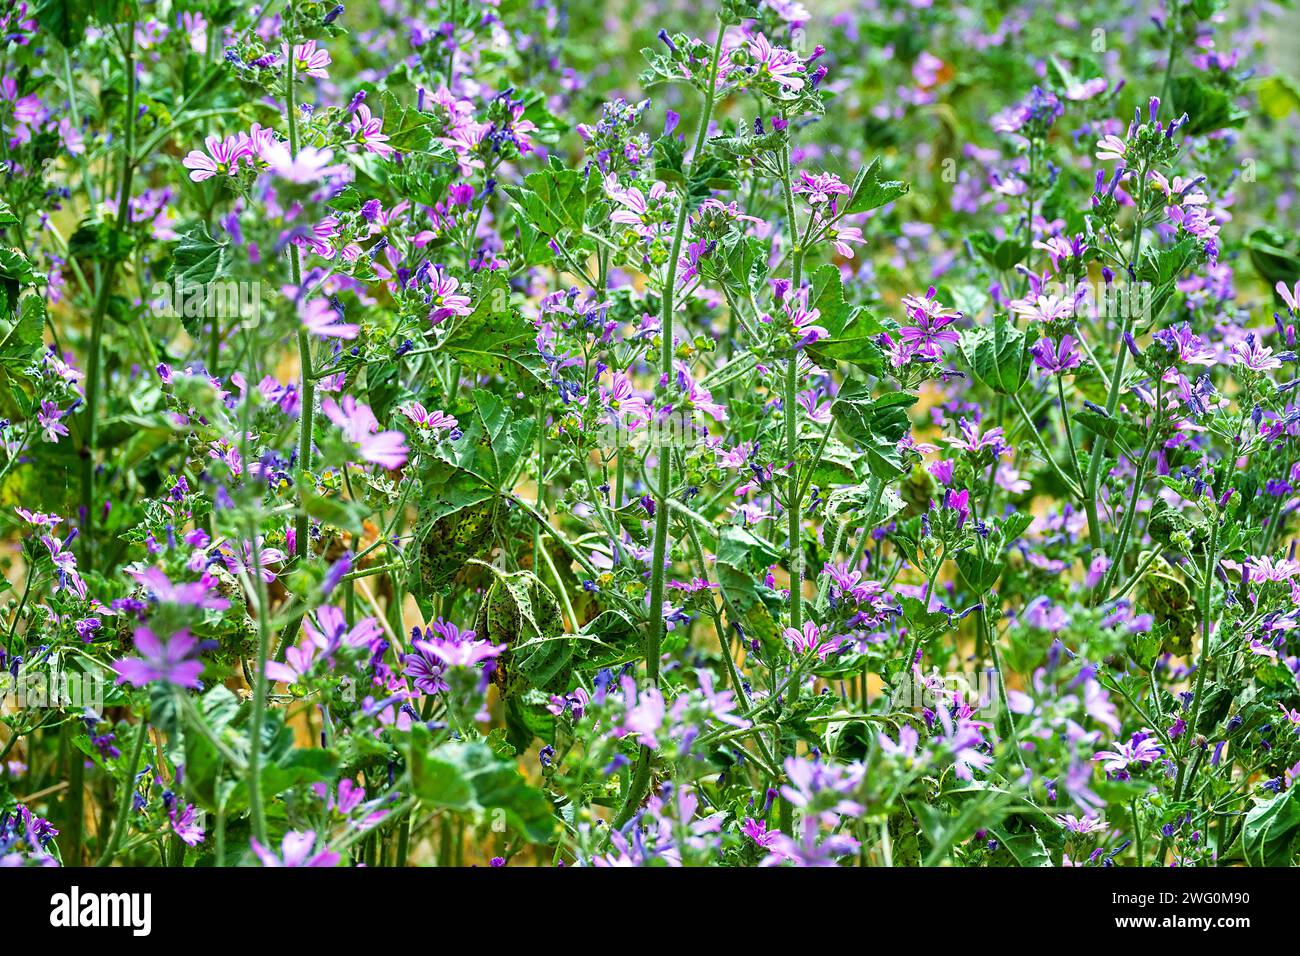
[1,0,1299,887]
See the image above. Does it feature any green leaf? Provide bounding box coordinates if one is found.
[987,821,1055,867]
[715,525,783,647]
[844,157,909,215]
[959,317,1036,396]
[1169,75,1249,137]
[1244,227,1300,293]
[377,89,442,154]
[504,691,557,753]
[476,566,568,692]
[36,0,89,50]
[502,161,593,236]
[302,491,368,535]
[169,221,232,287]
[69,220,136,263]
[831,382,917,478]
[1242,788,1300,867]
[968,231,1029,272]
[410,732,556,844]
[955,549,1001,594]
[1258,75,1300,119]
[441,271,550,395]
[0,294,47,369]
[430,388,535,494]
[803,264,885,374]
[410,390,535,594]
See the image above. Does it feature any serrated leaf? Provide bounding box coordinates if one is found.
[831,382,917,478]
[169,221,231,286]
[441,271,550,395]
[410,732,556,844]
[844,157,909,215]
[959,317,1036,396]
[1242,789,1300,866]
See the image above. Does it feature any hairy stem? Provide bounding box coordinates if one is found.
[80,24,137,572]
[613,20,725,830]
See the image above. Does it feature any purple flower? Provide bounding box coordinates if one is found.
[322,395,410,468]
[250,830,340,867]
[132,567,230,610]
[36,401,69,443]
[759,817,860,867]
[403,640,449,694]
[741,817,781,849]
[112,627,206,689]
[299,297,359,340]
[169,801,205,846]
[1031,335,1082,374]
[413,635,505,670]
[1023,596,1071,632]
[1093,732,1165,774]
[780,755,865,816]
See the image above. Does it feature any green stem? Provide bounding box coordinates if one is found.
[612,20,725,831]
[287,23,312,563]
[95,719,147,866]
[1184,517,1221,779]
[1084,163,1148,555]
[1012,393,1082,499]
[1099,389,1163,599]
[244,539,274,846]
[80,24,137,572]
[65,724,85,864]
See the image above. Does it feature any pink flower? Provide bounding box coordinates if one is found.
[1230,334,1281,372]
[250,831,339,867]
[1095,134,1127,162]
[1009,293,1076,324]
[300,297,359,340]
[609,181,670,238]
[613,675,665,748]
[1065,77,1107,101]
[828,225,865,258]
[282,40,332,79]
[322,395,410,469]
[425,268,473,325]
[131,567,230,610]
[730,33,806,91]
[58,118,85,155]
[1093,733,1164,774]
[182,134,253,181]
[414,635,506,669]
[1276,279,1299,314]
[782,287,828,349]
[794,170,852,206]
[169,801,205,846]
[783,620,839,659]
[265,638,318,685]
[397,401,458,433]
[262,142,348,183]
[113,627,205,689]
[348,104,394,158]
